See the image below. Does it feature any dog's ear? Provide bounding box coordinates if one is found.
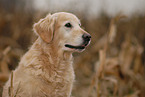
[33,14,56,43]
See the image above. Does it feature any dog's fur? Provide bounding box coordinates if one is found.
[2,12,91,97]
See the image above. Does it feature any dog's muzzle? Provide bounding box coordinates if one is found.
[65,33,91,50]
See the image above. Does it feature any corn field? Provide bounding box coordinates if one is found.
[0,1,145,97]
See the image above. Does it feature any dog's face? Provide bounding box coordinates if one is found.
[34,12,91,52]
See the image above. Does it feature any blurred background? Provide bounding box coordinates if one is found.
[0,0,145,97]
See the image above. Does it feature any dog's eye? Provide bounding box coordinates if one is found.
[79,24,81,27]
[65,23,72,28]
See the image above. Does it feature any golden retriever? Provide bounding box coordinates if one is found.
[2,12,91,97]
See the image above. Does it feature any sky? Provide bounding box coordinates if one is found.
[32,0,145,18]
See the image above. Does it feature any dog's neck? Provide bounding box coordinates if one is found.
[32,37,73,65]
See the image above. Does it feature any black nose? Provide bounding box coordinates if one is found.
[82,33,91,41]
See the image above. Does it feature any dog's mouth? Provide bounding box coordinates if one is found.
[65,40,90,50]
[65,44,85,49]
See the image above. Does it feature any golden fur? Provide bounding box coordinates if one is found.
[2,12,91,97]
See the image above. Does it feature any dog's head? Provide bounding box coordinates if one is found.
[34,12,91,52]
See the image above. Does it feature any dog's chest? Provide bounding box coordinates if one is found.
[37,61,75,96]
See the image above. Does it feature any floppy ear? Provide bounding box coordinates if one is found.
[33,14,56,43]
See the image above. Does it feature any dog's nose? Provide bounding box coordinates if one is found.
[82,33,91,41]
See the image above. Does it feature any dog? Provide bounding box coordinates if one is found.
[2,12,91,97]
